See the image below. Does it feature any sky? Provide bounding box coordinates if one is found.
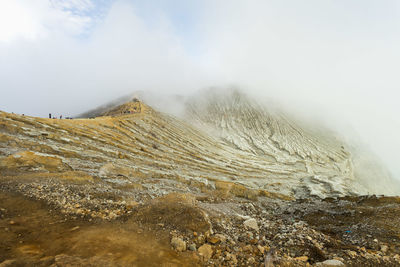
[0,0,400,180]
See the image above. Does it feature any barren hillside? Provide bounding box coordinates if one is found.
[1,91,400,266]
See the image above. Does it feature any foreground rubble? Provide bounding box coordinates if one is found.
[1,172,399,266]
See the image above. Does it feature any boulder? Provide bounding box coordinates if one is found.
[171,237,186,252]
[244,218,259,231]
[133,193,211,233]
[198,244,213,261]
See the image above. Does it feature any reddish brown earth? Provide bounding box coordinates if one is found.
[0,191,199,267]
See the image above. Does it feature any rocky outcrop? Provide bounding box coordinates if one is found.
[134,193,211,234]
[0,151,72,174]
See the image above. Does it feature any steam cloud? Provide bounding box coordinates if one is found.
[1,0,400,181]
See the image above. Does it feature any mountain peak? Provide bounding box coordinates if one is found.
[102,98,143,117]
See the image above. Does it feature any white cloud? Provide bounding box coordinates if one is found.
[0,0,209,117]
[0,0,96,42]
[197,0,400,179]
[0,1,45,42]
[1,0,400,181]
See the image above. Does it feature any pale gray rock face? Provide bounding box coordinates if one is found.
[182,89,400,197]
[72,88,400,198]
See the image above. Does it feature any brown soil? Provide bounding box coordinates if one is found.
[0,191,199,266]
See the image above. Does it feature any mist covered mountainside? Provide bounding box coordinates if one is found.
[2,89,400,266]
[76,88,400,197]
[183,89,400,196]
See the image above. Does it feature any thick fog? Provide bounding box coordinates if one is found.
[1,0,400,181]
[0,0,213,117]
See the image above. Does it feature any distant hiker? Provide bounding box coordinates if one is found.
[49,113,51,119]
[60,115,62,119]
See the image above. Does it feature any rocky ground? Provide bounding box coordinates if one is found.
[1,172,400,266]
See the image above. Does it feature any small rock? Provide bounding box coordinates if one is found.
[126,200,139,210]
[196,234,206,245]
[244,218,259,231]
[226,252,238,264]
[214,233,227,243]
[346,250,357,258]
[225,252,233,260]
[315,259,345,266]
[204,229,213,238]
[380,245,388,253]
[246,231,254,239]
[207,236,221,244]
[188,243,197,251]
[286,239,294,246]
[198,244,213,261]
[257,244,265,254]
[247,257,255,264]
[295,256,308,262]
[243,245,252,252]
[171,237,186,252]
[249,238,258,245]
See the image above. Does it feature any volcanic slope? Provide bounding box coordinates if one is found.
[183,90,360,198]
[2,92,400,266]
[1,91,396,199]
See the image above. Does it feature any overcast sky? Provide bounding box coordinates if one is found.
[1,0,400,180]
